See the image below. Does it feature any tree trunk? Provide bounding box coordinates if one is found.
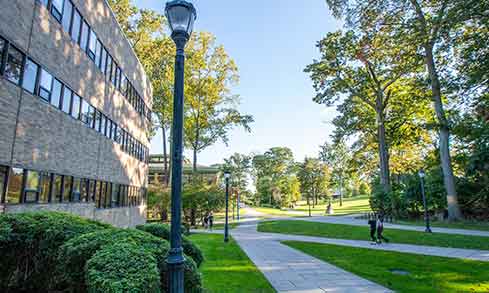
[424,44,463,221]
[193,148,198,173]
[339,174,343,207]
[376,105,392,212]
[162,126,169,187]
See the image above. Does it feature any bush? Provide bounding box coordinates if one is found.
[86,242,161,293]
[136,223,204,267]
[0,212,109,291]
[60,228,202,292]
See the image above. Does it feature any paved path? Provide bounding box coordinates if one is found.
[293,214,489,237]
[232,222,392,293]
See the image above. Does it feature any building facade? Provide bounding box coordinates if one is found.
[0,0,152,227]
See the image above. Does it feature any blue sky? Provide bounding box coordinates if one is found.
[135,0,341,165]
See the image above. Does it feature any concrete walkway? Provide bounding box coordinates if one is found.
[232,221,392,293]
[294,214,489,237]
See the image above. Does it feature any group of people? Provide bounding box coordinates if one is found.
[203,212,214,230]
[368,215,389,244]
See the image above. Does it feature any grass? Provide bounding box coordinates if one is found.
[188,233,274,293]
[283,241,489,293]
[258,220,489,250]
[395,219,489,232]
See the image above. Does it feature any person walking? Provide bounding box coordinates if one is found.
[376,215,389,244]
[368,218,377,243]
[208,212,214,231]
[203,213,209,229]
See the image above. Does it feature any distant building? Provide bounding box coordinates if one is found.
[148,154,220,186]
[0,0,152,227]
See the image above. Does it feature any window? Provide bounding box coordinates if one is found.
[80,21,89,51]
[51,0,64,22]
[71,94,81,120]
[121,75,128,96]
[6,168,23,204]
[100,48,107,74]
[89,180,97,202]
[105,183,112,207]
[87,105,95,128]
[0,38,5,74]
[22,58,39,94]
[61,0,73,32]
[115,67,121,89]
[106,55,112,81]
[111,62,117,85]
[94,110,101,132]
[111,123,117,141]
[72,177,81,201]
[107,120,112,138]
[24,170,40,203]
[87,30,97,60]
[51,79,63,108]
[4,45,24,85]
[70,9,81,43]
[39,172,51,203]
[61,86,72,114]
[112,183,120,207]
[81,179,89,202]
[80,99,89,125]
[0,166,8,203]
[62,176,72,202]
[52,174,62,203]
[39,69,53,102]
[100,114,107,135]
[95,39,102,67]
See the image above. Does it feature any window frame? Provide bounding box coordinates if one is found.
[61,0,73,33]
[50,0,64,23]
[70,93,81,120]
[39,68,54,102]
[50,78,63,109]
[61,85,73,114]
[70,8,82,44]
[22,58,40,95]
[23,169,40,203]
[4,43,25,86]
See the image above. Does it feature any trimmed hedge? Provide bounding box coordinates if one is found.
[136,223,204,267]
[86,242,161,293]
[0,212,109,291]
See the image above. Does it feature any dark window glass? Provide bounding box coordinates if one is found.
[80,99,90,125]
[62,0,73,32]
[115,67,121,89]
[87,30,96,60]
[80,21,89,51]
[39,69,53,102]
[24,170,39,203]
[100,115,107,136]
[72,177,81,201]
[121,75,128,96]
[22,58,38,94]
[6,168,23,204]
[100,48,107,73]
[106,55,112,81]
[111,62,117,85]
[51,0,64,22]
[107,120,112,138]
[90,180,96,202]
[70,9,81,43]
[87,105,95,128]
[105,183,112,208]
[114,125,120,143]
[71,94,81,120]
[4,45,24,85]
[95,39,102,66]
[62,86,72,114]
[51,79,63,108]
[52,174,62,203]
[0,166,7,203]
[0,38,5,74]
[112,123,117,141]
[112,183,119,207]
[39,172,51,203]
[96,181,104,208]
[80,179,89,202]
[62,176,72,202]
[94,110,101,132]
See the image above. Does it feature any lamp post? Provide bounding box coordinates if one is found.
[224,171,230,242]
[418,169,432,233]
[165,1,196,292]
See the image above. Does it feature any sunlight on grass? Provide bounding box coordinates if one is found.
[283,241,489,293]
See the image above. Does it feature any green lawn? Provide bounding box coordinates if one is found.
[188,233,274,293]
[395,219,489,232]
[283,241,489,293]
[258,220,489,250]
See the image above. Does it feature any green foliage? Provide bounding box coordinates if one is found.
[86,242,161,293]
[0,212,109,291]
[297,157,331,206]
[136,223,204,267]
[182,181,225,227]
[147,187,170,220]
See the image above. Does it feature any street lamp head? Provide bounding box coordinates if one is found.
[165,0,196,40]
[224,171,231,179]
[418,169,426,178]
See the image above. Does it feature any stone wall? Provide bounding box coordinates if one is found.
[4,203,146,228]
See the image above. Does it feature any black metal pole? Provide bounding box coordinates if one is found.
[420,176,432,233]
[224,177,230,242]
[167,33,188,293]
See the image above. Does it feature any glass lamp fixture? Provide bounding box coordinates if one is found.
[165,0,197,38]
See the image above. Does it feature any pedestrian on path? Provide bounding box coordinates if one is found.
[208,212,214,231]
[376,215,389,244]
[203,213,209,229]
[368,218,377,243]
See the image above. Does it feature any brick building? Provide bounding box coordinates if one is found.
[0,0,152,227]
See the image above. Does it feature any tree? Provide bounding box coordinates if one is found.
[323,0,468,220]
[184,32,254,172]
[319,141,351,206]
[305,28,420,196]
[222,153,252,203]
[297,158,331,214]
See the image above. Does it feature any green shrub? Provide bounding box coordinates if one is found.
[0,211,109,291]
[86,242,161,293]
[136,223,204,267]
